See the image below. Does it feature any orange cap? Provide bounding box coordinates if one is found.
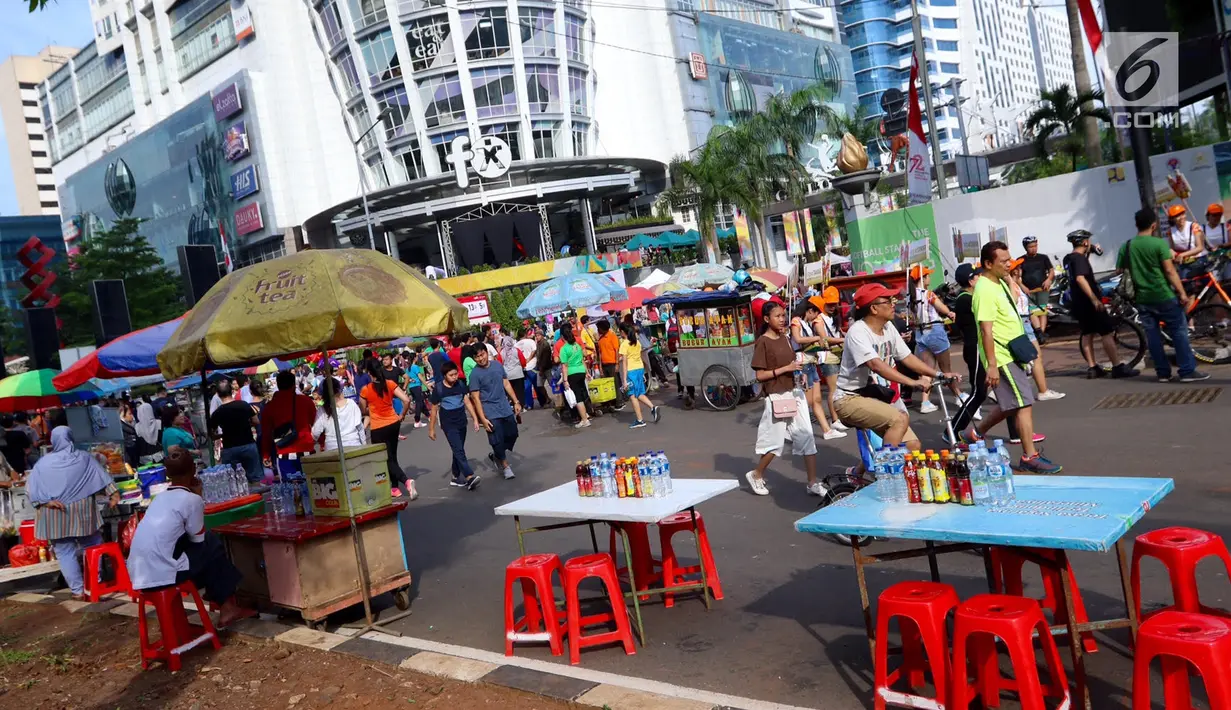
[1209,203,1224,215]
[1167,204,1186,218]
[908,263,933,280]
[1009,257,1024,270]
[821,285,840,304]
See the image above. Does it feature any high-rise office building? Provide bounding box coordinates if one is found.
[841,0,1076,158]
[0,46,76,216]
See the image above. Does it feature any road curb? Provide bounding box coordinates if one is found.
[1,591,816,710]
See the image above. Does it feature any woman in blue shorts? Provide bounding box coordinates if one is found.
[619,325,659,429]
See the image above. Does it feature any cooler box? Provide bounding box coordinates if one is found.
[137,467,167,498]
[588,377,617,404]
[302,445,392,518]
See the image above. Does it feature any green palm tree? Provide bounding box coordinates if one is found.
[827,106,880,148]
[657,138,755,263]
[1024,84,1112,172]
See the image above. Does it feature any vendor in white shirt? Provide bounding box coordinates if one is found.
[127,446,252,627]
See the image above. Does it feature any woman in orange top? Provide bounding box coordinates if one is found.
[359,358,415,499]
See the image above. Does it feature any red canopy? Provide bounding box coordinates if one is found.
[600,286,655,312]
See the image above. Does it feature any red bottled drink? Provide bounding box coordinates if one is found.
[903,455,922,503]
[616,461,628,498]
[576,461,587,496]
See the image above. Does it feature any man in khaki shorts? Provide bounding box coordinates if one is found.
[833,283,959,452]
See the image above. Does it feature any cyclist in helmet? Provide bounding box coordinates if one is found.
[1063,229,1138,379]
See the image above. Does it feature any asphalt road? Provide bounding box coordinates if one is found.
[357,343,1231,709]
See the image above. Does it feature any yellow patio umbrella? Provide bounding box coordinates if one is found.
[158,249,469,380]
[156,249,468,635]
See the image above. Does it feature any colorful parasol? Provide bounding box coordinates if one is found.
[515,272,628,318]
[599,286,656,312]
[748,268,789,291]
[241,358,293,376]
[650,281,697,297]
[53,316,184,391]
[665,263,734,289]
[157,249,469,380]
[0,369,101,412]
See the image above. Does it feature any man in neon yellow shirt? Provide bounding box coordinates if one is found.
[968,241,1061,475]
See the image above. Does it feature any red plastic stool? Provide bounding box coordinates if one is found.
[873,581,959,710]
[83,542,135,602]
[503,553,566,657]
[1132,527,1231,621]
[137,580,222,671]
[607,522,659,600]
[657,511,723,608]
[989,547,1097,654]
[951,594,1070,710]
[562,553,636,665]
[1132,611,1231,710]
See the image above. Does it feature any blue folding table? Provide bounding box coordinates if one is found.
[794,475,1174,710]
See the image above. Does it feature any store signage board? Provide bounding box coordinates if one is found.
[689,52,708,80]
[444,134,511,189]
[212,83,242,121]
[234,202,263,236]
[230,164,260,199]
[232,1,255,41]
[225,121,250,161]
[457,294,491,324]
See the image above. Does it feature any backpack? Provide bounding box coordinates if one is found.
[1116,242,1136,302]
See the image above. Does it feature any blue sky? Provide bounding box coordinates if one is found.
[0,0,94,216]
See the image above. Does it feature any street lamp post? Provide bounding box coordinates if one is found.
[351,107,394,251]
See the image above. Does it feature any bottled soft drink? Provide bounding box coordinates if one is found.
[957,454,974,505]
[968,443,991,506]
[576,461,589,496]
[944,452,961,503]
[994,440,1016,503]
[911,452,931,503]
[903,452,921,503]
[615,461,628,498]
[928,451,950,503]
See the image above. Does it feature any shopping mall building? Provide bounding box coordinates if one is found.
[45,0,855,274]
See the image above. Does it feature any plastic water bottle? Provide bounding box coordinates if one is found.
[300,480,314,516]
[637,457,653,497]
[892,447,910,503]
[994,440,1016,503]
[234,464,248,496]
[968,443,991,506]
[873,447,891,502]
[659,451,673,495]
[985,443,1005,507]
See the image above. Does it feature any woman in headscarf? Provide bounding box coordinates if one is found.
[134,402,162,463]
[27,427,119,600]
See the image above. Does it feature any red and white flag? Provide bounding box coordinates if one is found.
[218,222,234,273]
[1074,0,1108,84]
[906,50,932,205]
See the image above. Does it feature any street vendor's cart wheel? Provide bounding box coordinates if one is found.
[700,365,740,411]
[393,588,411,611]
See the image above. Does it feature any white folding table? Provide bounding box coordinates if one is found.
[494,478,738,643]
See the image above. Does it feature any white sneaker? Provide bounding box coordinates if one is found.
[919,401,938,414]
[807,480,828,496]
[822,429,847,440]
[832,420,849,432]
[745,471,770,496]
[1037,390,1067,401]
[973,408,983,421]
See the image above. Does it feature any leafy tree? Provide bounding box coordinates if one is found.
[56,218,184,346]
[827,105,880,149]
[0,303,27,358]
[1024,84,1111,172]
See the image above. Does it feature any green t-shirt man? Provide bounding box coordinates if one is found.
[971,274,1025,369]
[1117,234,1176,305]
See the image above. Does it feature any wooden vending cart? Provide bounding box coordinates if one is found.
[650,291,756,411]
[213,503,410,629]
[213,445,412,628]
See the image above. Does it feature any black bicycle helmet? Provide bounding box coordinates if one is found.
[1066,229,1092,244]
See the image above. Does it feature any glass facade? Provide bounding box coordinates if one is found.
[418,73,466,128]
[358,30,401,85]
[461,8,512,61]
[519,8,555,58]
[524,64,560,113]
[470,66,518,119]
[57,94,232,266]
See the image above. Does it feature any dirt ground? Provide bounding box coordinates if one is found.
[0,601,572,710]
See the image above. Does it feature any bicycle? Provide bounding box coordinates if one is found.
[813,376,961,546]
[1110,255,1231,364]
[1049,272,1148,370]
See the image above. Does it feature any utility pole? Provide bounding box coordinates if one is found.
[911,0,948,198]
[946,77,970,155]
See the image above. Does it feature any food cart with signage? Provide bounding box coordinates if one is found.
[648,291,756,411]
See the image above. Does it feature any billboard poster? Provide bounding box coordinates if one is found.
[230,164,260,200]
[734,208,754,262]
[783,211,802,255]
[224,121,250,161]
[457,294,491,324]
[802,208,815,254]
[846,203,940,287]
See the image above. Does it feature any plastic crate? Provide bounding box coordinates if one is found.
[588,377,617,404]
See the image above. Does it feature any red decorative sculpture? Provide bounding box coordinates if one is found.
[17,237,60,310]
